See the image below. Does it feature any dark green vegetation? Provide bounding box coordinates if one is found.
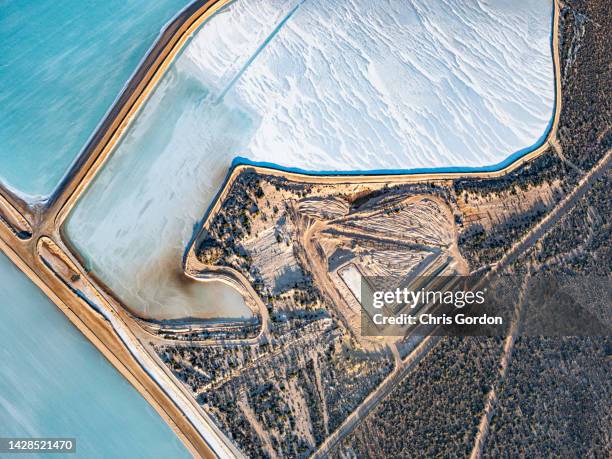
[557,0,611,170]
[158,331,393,458]
[331,0,612,456]
[483,337,611,458]
[153,0,610,456]
[333,338,502,458]
[531,173,610,275]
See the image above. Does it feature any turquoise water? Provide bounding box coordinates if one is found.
[0,251,190,458]
[0,0,191,201]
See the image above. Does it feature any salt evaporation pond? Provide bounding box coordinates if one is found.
[0,0,192,201]
[0,252,189,458]
[66,0,554,320]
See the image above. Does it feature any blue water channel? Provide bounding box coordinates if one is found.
[1,0,197,452]
[0,251,190,458]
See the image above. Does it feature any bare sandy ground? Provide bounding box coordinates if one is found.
[0,0,561,457]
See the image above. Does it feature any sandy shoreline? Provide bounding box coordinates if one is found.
[0,0,561,457]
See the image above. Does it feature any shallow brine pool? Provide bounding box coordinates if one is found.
[66,0,555,320]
